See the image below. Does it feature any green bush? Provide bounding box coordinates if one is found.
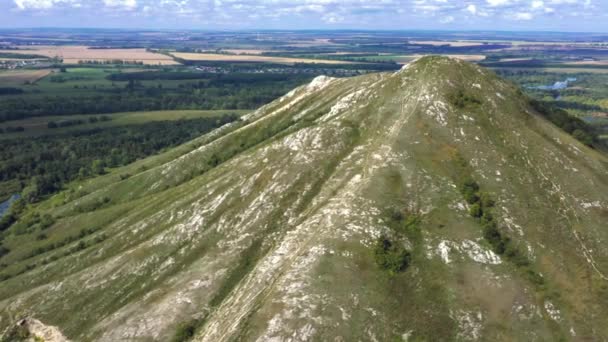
[460,178,480,204]
[448,89,482,109]
[469,203,483,218]
[479,192,495,208]
[171,319,199,342]
[374,237,411,275]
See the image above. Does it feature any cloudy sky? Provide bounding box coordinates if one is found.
[1,0,606,31]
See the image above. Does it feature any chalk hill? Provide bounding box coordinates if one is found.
[1,56,608,341]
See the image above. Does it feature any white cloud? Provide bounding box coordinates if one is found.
[513,11,533,20]
[103,0,136,9]
[466,4,477,15]
[531,0,544,9]
[14,0,79,10]
[440,15,454,23]
[7,0,603,28]
[486,0,511,7]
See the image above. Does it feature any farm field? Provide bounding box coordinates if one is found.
[0,69,53,86]
[171,52,356,65]
[10,46,178,65]
[0,109,247,139]
[220,49,274,55]
[347,54,486,64]
[17,67,143,96]
[409,40,486,47]
[494,67,608,74]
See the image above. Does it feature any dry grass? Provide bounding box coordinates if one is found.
[0,69,53,86]
[171,52,355,65]
[11,46,179,65]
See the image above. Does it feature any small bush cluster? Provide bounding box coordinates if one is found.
[171,319,199,342]
[459,176,542,284]
[0,231,107,283]
[373,237,411,275]
[12,212,56,236]
[25,226,102,260]
[448,89,482,109]
[47,116,112,129]
[75,196,111,213]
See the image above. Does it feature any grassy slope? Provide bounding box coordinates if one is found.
[0,57,607,341]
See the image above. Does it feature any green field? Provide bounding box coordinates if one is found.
[0,109,248,139]
[10,67,155,97]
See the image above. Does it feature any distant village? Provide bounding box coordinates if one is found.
[0,59,50,70]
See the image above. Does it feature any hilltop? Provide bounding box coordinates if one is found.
[1,56,608,341]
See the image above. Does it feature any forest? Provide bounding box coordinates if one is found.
[0,72,311,122]
[0,114,238,204]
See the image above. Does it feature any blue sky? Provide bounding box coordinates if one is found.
[1,0,606,31]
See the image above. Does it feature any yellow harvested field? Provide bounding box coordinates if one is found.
[171,52,355,65]
[10,46,179,65]
[220,49,273,55]
[411,40,485,47]
[0,69,52,86]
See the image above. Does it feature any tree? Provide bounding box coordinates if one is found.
[91,160,105,175]
[22,182,40,203]
[469,203,483,218]
[572,129,594,147]
[460,178,480,204]
[374,237,411,274]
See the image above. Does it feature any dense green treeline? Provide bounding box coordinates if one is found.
[0,115,238,204]
[0,52,48,59]
[0,72,310,122]
[529,99,599,147]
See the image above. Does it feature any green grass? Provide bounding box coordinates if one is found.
[0,110,248,139]
[3,67,159,99]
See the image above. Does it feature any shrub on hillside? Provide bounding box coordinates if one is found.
[171,319,199,342]
[374,236,411,275]
[448,89,482,109]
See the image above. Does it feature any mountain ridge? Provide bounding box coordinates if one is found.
[1,56,608,341]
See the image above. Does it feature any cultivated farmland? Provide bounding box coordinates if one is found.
[10,46,178,65]
[0,69,52,86]
[171,52,356,65]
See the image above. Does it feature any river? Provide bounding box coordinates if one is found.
[0,194,20,217]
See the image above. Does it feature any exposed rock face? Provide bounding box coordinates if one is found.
[1,318,69,342]
[0,57,607,341]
